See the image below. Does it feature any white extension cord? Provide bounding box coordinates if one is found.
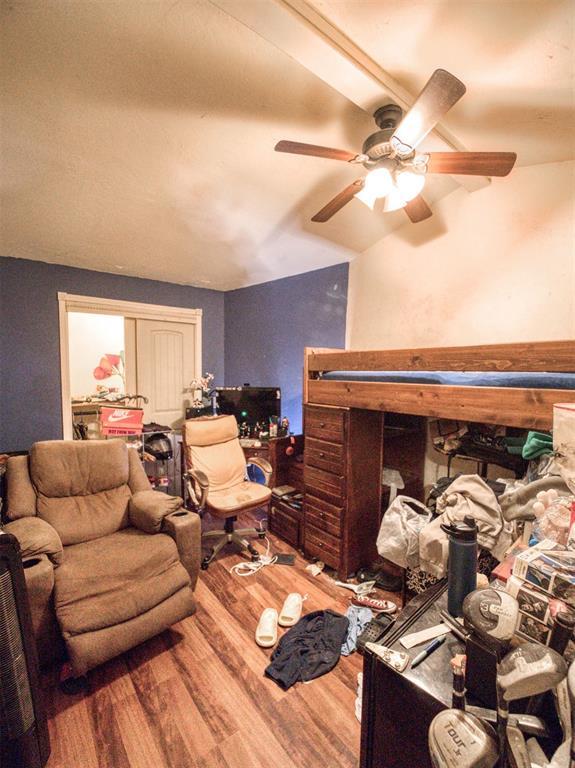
[229,520,277,577]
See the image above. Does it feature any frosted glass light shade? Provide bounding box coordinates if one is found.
[395,170,425,202]
[355,167,393,210]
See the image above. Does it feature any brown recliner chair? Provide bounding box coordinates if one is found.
[183,415,272,569]
[3,439,201,676]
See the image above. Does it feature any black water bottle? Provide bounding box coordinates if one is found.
[549,611,575,655]
[441,516,478,617]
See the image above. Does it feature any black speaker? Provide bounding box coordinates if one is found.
[0,533,50,768]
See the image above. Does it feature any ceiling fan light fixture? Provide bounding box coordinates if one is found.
[395,169,425,202]
[381,185,409,213]
[354,166,393,210]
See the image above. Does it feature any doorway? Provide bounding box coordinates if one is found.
[59,293,202,440]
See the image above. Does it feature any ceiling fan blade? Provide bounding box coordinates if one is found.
[404,195,433,223]
[391,69,466,155]
[311,180,364,222]
[426,151,517,177]
[275,140,358,162]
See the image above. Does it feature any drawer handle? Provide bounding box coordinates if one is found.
[319,452,325,458]
[319,422,326,428]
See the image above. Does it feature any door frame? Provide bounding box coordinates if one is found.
[58,292,202,439]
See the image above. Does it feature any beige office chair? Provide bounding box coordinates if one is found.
[183,415,272,569]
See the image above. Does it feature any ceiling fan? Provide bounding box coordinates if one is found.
[275,69,517,224]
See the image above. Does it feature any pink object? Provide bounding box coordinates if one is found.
[99,407,143,436]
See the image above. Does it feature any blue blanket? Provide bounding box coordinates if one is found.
[320,371,575,389]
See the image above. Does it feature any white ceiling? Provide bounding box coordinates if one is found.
[1,0,573,290]
[307,0,575,166]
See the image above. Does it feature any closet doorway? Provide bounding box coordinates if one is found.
[58,293,202,439]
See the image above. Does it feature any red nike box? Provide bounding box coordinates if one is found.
[99,407,144,436]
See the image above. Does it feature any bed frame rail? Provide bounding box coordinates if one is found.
[306,340,575,374]
[304,341,575,429]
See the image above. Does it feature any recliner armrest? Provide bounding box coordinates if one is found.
[2,517,63,565]
[246,456,273,486]
[129,490,183,533]
[20,554,63,667]
[162,510,201,589]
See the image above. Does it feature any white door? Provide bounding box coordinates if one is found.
[135,319,199,428]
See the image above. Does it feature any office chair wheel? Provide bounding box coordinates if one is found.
[251,553,260,562]
[257,530,266,539]
[201,553,213,570]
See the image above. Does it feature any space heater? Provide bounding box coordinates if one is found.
[0,533,50,768]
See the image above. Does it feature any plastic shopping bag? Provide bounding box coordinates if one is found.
[376,495,430,569]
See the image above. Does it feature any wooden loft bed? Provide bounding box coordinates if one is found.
[304,340,575,430]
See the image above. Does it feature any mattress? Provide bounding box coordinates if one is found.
[319,371,575,389]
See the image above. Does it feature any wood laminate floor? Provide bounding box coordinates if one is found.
[42,512,400,768]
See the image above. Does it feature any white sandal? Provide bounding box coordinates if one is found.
[279,593,305,627]
[255,608,278,647]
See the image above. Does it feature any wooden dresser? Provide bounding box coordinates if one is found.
[241,435,305,549]
[303,405,384,579]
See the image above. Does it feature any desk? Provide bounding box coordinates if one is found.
[241,436,304,547]
[360,582,456,768]
[240,434,304,491]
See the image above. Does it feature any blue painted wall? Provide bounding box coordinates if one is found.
[0,257,348,451]
[0,256,225,452]
[224,263,348,434]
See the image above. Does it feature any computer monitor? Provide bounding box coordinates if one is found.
[216,387,280,428]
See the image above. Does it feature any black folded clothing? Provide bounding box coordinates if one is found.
[265,609,349,690]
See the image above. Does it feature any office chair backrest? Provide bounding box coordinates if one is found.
[183,415,246,493]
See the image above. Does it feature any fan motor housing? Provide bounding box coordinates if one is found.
[362,104,404,166]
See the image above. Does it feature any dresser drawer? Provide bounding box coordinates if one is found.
[304,465,344,504]
[305,437,344,475]
[305,494,342,537]
[304,524,341,570]
[270,504,300,549]
[306,407,345,444]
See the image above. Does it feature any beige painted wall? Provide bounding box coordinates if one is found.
[347,160,575,350]
[346,160,575,488]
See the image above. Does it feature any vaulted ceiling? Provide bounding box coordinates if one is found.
[1,0,573,289]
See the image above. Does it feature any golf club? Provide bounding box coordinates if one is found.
[497,643,568,768]
[507,718,531,768]
[466,706,549,738]
[551,676,572,766]
[440,609,469,642]
[463,588,519,649]
[450,653,467,711]
[548,741,569,767]
[526,737,550,768]
[428,709,498,768]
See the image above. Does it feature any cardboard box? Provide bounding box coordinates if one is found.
[506,574,568,624]
[512,542,575,608]
[515,613,551,645]
[99,407,144,436]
